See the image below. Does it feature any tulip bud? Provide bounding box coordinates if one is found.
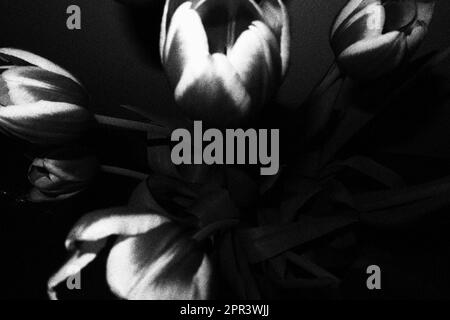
[330,0,435,79]
[160,0,290,127]
[27,148,99,202]
[0,48,92,145]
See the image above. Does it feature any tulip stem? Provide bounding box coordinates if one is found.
[120,104,194,133]
[310,62,342,100]
[100,165,148,180]
[304,61,344,139]
[94,114,162,133]
[285,252,340,284]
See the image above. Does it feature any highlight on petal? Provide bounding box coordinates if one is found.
[48,182,177,300]
[228,21,278,110]
[1,66,88,106]
[66,206,171,249]
[331,1,385,55]
[259,0,290,77]
[0,48,90,144]
[0,48,81,84]
[49,211,170,299]
[107,223,212,300]
[48,240,108,300]
[331,0,373,37]
[162,1,209,84]
[49,178,213,300]
[337,31,407,79]
[0,101,92,145]
[160,0,191,60]
[174,53,251,127]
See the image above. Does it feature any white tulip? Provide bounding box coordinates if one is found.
[0,48,92,145]
[160,0,290,126]
[331,0,436,79]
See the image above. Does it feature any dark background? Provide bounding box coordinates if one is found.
[1,0,450,300]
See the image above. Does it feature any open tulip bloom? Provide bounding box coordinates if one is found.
[160,0,290,127]
[0,48,92,145]
[330,0,436,79]
[48,179,215,300]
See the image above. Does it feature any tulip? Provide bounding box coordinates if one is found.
[160,0,290,127]
[48,180,212,300]
[28,148,99,202]
[330,0,436,79]
[0,48,92,145]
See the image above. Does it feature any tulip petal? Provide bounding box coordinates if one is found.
[0,48,81,85]
[164,3,251,125]
[48,240,108,300]
[338,31,407,78]
[228,21,278,109]
[48,182,174,299]
[406,21,427,53]
[175,53,251,126]
[331,1,385,55]
[162,2,209,83]
[191,0,267,54]
[0,101,92,145]
[416,0,435,25]
[331,0,380,37]
[66,206,171,249]
[406,1,435,52]
[193,0,234,55]
[383,0,417,32]
[107,223,212,300]
[1,66,87,106]
[259,0,290,77]
[160,0,191,60]
[28,187,81,202]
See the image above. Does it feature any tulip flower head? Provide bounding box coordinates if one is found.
[28,149,99,202]
[48,180,212,300]
[330,0,436,79]
[160,0,290,127]
[0,48,92,145]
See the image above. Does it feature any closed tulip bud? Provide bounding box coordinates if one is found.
[27,148,99,202]
[160,0,290,127]
[0,48,92,145]
[330,0,436,79]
